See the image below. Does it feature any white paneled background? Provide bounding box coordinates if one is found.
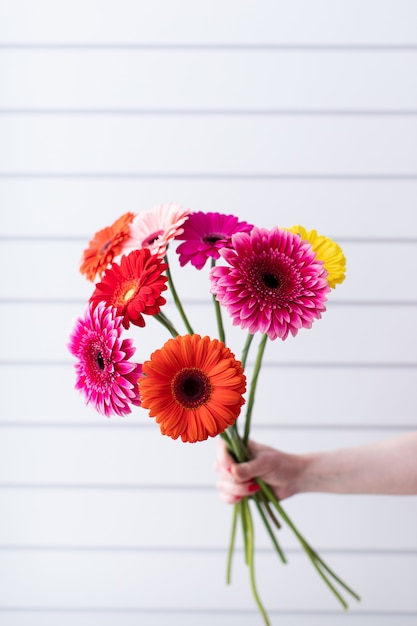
[0,1,416,625]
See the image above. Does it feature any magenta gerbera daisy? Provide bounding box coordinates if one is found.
[117,202,191,260]
[67,302,142,417]
[175,211,254,269]
[209,227,330,341]
[89,249,168,329]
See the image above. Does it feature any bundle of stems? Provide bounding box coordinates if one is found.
[220,333,361,626]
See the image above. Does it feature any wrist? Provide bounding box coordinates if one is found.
[292,452,322,494]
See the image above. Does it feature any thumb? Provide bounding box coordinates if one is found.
[232,458,259,483]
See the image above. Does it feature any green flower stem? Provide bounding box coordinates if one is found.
[258,493,282,531]
[153,311,180,338]
[257,479,361,607]
[243,333,268,445]
[309,548,361,603]
[227,424,251,462]
[253,494,287,564]
[221,428,244,463]
[211,259,226,344]
[164,254,194,335]
[226,502,239,585]
[240,499,250,565]
[240,333,255,370]
[242,497,271,626]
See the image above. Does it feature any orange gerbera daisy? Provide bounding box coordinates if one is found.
[80,212,136,282]
[139,334,246,443]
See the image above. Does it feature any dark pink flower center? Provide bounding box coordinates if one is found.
[202,232,225,244]
[96,351,105,370]
[142,230,164,247]
[262,272,280,289]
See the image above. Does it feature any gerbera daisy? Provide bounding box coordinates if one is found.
[89,249,168,329]
[117,202,191,260]
[80,212,136,282]
[139,334,246,443]
[209,227,330,341]
[288,225,346,289]
[67,302,142,417]
[175,211,254,270]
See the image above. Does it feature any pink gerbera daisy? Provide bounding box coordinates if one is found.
[209,227,330,341]
[67,302,142,417]
[89,249,168,329]
[175,211,254,269]
[117,202,191,260]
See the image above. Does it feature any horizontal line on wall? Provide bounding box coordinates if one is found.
[250,360,417,369]
[328,300,417,306]
[1,108,416,117]
[0,610,416,621]
[0,482,215,491]
[252,423,416,432]
[0,608,416,619]
[0,545,415,556]
[1,43,417,51]
[2,360,416,369]
[1,298,417,307]
[1,172,417,181]
[0,422,413,432]
[2,235,417,244]
[1,172,417,182]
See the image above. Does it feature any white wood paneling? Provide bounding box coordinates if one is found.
[0,550,416,611]
[1,50,416,110]
[1,179,416,237]
[2,116,417,173]
[0,613,416,626]
[0,426,412,487]
[0,487,415,551]
[0,0,416,45]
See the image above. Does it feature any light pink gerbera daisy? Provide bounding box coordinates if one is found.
[175,211,254,269]
[209,227,330,341]
[67,302,142,417]
[117,202,191,260]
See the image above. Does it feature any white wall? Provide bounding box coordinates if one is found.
[0,2,416,625]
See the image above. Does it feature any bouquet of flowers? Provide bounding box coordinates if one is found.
[68,203,360,624]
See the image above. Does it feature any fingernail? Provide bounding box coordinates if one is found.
[248,483,260,493]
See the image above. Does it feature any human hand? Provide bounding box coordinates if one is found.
[214,438,307,502]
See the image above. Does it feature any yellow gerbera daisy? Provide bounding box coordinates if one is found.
[288,225,346,289]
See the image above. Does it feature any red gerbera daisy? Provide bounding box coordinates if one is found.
[80,212,136,282]
[89,249,168,329]
[209,227,330,341]
[139,334,246,443]
[67,302,142,417]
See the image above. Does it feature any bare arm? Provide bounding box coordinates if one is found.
[215,432,417,502]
